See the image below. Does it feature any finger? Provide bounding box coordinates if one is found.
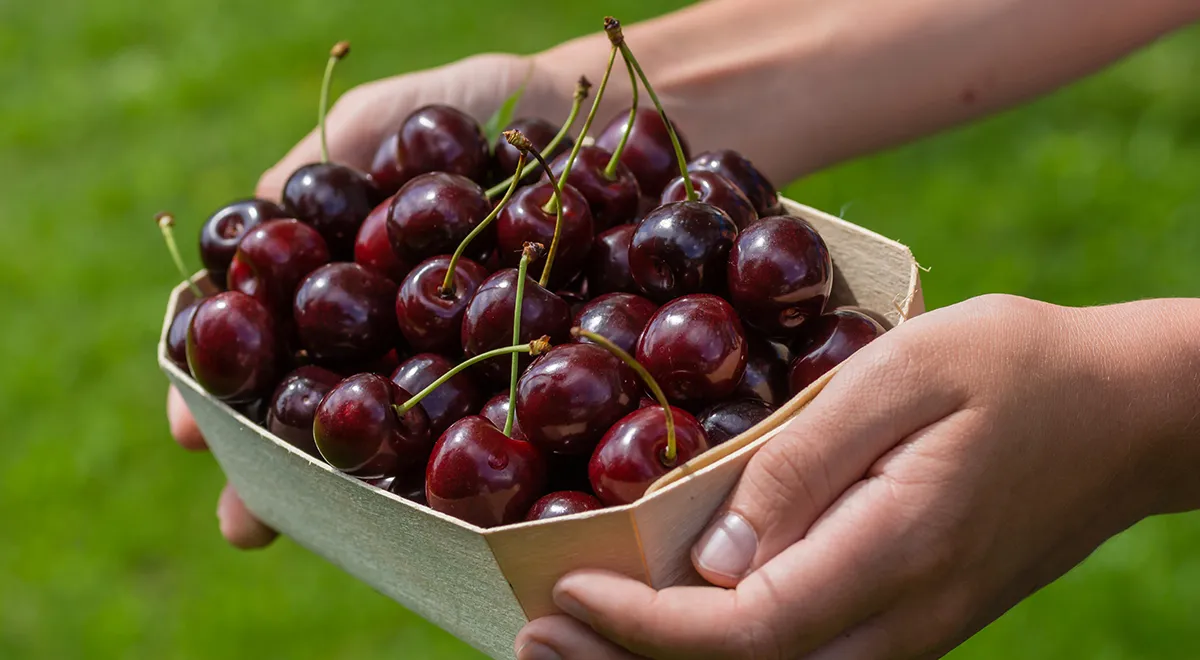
[217,483,279,549]
[516,615,643,660]
[692,331,966,586]
[167,386,208,451]
[801,588,970,660]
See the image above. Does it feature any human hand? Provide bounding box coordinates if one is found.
[514,294,1200,659]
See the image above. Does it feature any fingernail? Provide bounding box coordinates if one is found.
[693,511,757,580]
[516,641,562,660]
[553,590,590,625]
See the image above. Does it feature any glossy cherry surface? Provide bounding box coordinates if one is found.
[186,291,279,403]
[494,182,594,288]
[293,263,400,367]
[199,198,286,286]
[697,399,775,446]
[524,491,603,521]
[571,293,657,356]
[266,365,343,457]
[354,197,412,283]
[493,117,572,184]
[386,172,491,264]
[425,415,547,528]
[661,171,758,230]
[584,224,638,296]
[460,269,571,384]
[479,392,526,441]
[391,353,483,436]
[394,255,489,357]
[727,215,833,337]
[789,308,886,394]
[629,201,737,302]
[546,145,640,231]
[369,104,491,195]
[167,301,198,373]
[282,162,377,259]
[688,149,783,217]
[596,107,690,197]
[226,219,330,316]
[313,373,431,477]
[516,343,640,456]
[733,334,792,406]
[636,294,748,406]
[588,406,709,506]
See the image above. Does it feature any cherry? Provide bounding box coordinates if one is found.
[545,452,595,495]
[636,294,748,406]
[391,353,483,436]
[226,219,330,317]
[495,182,594,288]
[425,415,547,528]
[733,334,792,406]
[697,399,775,446]
[199,198,286,287]
[584,224,638,296]
[479,392,526,442]
[460,269,571,385]
[727,215,833,337]
[313,373,431,478]
[688,149,783,218]
[596,106,690,198]
[266,365,343,457]
[293,262,400,368]
[588,405,708,506]
[571,293,657,356]
[524,491,603,521]
[369,104,490,196]
[546,146,640,231]
[628,201,738,302]
[354,197,412,283]
[387,467,429,505]
[234,398,270,427]
[385,172,492,264]
[661,171,757,230]
[395,255,489,356]
[789,308,886,395]
[166,301,198,373]
[516,343,640,456]
[493,117,573,184]
[186,291,279,403]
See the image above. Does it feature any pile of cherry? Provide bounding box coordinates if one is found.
[162,19,888,529]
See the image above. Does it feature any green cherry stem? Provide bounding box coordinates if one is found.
[393,336,552,418]
[319,41,350,164]
[156,212,203,298]
[553,45,618,197]
[602,57,638,180]
[606,17,695,202]
[485,77,591,200]
[525,143,565,288]
[571,327,678,465]
[505,242,543,436]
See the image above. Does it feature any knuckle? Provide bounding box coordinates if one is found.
[744,437,830,521]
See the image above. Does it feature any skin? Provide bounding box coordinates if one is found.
[165,0,1200,654]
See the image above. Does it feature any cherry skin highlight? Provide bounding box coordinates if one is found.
[584,224,638,296]
[524,491,603,521]
[596,106,690,198]
[688,149,783,217]
[660,171,758,230]
[460,269,571,385]
[266,365,343,457]
[697,399,775,446]
[546,146,641,231]
[727,215,833,338]
[370,104,491,195]
[479,392,526,442]
[355,197,413,283]
[186,291,279,404]
[789,308,886,394]
[390,353,483,437]
[293,262,400,368]
[629,200,738,302]
[226,219,331,317]
[313,373,432,478]
[588,406,709,506]
[495,182,594,288]
[636,294,749,407]
[199,198,286,287]
[394,255,489,357]
[386,172,492,265]
[282,162,377,259]
[571,293,657,356]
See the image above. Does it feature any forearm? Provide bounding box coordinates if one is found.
[534,0,1200,185]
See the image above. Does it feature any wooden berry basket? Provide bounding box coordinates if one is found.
[158,197,923,660]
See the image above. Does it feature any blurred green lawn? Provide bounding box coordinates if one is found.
[2,0,1198,658]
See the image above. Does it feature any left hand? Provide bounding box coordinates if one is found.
[514,293,1200,659]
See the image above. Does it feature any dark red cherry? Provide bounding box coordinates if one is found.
[733,334,792,406]
[313,373,432,478]
[395,255,489,356]
[226,219,331,317]
[584,224,637,296]
[387,467,429,505]
[493,117,572,184]
[266,365,343,457]
[688,149,783,217]
[186,291,279,403]
[425,415,547,528]
[234,398,270,427]
[391,353,483,436]
[545,452,595,494]
[571,293,657,356]
[629,201,738,302]
[596,107,690,198]
[293,263,400,368]
[727,215,833,337]
[369,104,491,195]
[697,399,775,446]
[546,146,640,231]
[460,269,571,384]
[588,406,709,506]
[789,308,886,394]
[166,301,198,373]
[386,172,491,264]
[661,171,757,230]
[479,392,526,441]
[636,294,748,406]
[199,198,286,286]
[495,182,594,288]
[282,162,377,259]
[516,343,641,456]
[524,491,603,521]
[354,196,412,283]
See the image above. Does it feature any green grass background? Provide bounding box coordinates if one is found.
[2,1,1198,657]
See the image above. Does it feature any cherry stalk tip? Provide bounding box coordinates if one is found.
[504,129,534,152]
[155,211,174,229]
[331,41,350,59]
[604,17,624,45]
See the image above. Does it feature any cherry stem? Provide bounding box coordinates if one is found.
[602,57,638,180]
[570,327,677,465]
[527,145,565,288]
[607,17,695,202]
[485,77,591,200]
[392,337,551,417]
[505,243,542,437]
[319,41,350,164]
[156,212,203,298]
[441,145,527,296]
[554,46,617,193]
